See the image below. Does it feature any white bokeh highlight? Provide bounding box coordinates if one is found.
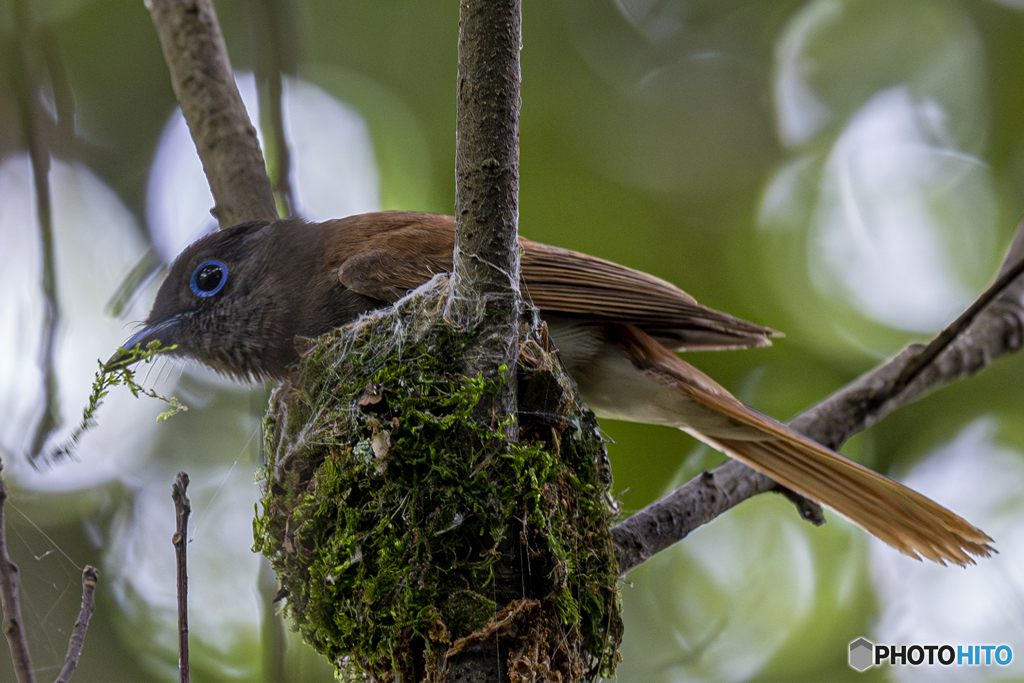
[870,419,1024,682]
[773,0,841,147]
[283,76,380,223]
[0,153,168,492]
[146,72,379,263]
[986,0,1024,10]
[100,71,382,676]
[808,87,997,332]
[765,0,996,337]
[616,493,863,682]
[0,70,383,673]
[612,0,689,44]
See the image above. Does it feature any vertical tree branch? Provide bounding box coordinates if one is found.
[53,565,99,683]
[0,464,35,683]
[9,0,62,462]
[171,472,191,683]
[253,0,297,217]
[147,0,278,227]
[452,0,523,437]
[447,2,525,680]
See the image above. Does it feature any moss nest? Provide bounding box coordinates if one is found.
[253,278,623,681]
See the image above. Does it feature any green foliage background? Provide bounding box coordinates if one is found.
[3,0,1024,681]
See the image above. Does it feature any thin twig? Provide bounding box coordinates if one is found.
[172,472,191,683]
[789,219,1024,448]
[254,0,296,217]
[257,561,286,683]
[613,216,1024,575]
[0,463,35,683]
[871,251,1024,412]
[53,565,99,683]
[146,0,278,228]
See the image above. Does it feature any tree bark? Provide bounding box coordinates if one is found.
[147,0,278,228]
[451,0,523,440]
[446,2,533,680]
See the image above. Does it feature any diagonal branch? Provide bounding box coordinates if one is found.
[613,216,1024,575]
[147,0,278,228]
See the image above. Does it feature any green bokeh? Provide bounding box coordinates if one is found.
[3,0,1024,681]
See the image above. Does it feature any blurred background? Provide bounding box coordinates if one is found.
[2,0,1024,680]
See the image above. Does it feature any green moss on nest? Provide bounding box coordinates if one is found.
[253,279,622,681]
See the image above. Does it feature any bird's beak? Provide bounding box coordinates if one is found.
[106,316,181,369]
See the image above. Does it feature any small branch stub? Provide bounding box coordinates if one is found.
[54,565,99,683]
[172,472,191,683]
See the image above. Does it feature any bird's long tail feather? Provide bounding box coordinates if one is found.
[685,428,993,566]
[613,322,994,566]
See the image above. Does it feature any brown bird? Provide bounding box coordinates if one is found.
[118,211,993,566]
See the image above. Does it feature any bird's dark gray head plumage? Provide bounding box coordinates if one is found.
[118,218,381,381]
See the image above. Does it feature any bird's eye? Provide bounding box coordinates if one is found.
[190,260,228,297]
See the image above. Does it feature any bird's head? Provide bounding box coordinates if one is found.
[111,219,337,381]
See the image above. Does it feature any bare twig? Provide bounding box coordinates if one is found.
[791,233,1024,448]
[9,0,62,463]
[886,256,1024,397]
[146,0,278,228]
[253,0,296,217]
[53,565,99,683]
[613,217,1024,575]
[1,467,101,683]
[0,463,35,683]
[171,472,191,683]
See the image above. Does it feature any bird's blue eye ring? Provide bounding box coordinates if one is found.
[190,260,228,297]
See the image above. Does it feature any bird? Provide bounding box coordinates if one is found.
[115,210,993,566]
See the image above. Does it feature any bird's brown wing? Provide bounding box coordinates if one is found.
[326,212,456,302]
[325,211,779,350]
[520,238,780,351]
